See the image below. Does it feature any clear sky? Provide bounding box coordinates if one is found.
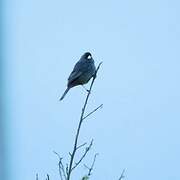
[3,0,180,180]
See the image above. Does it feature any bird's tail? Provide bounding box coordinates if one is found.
[59,87,70,101]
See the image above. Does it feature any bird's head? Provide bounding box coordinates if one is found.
[83,52,92,60]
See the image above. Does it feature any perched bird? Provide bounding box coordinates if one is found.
[60,52,96,101]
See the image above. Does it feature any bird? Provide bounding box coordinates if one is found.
[59,52,96,101]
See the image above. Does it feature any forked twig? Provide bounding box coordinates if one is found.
[83,104,103,120]
[84,153,99,176]
[72,140,93,171]
[76,142,87,150]
[53,151,67,180]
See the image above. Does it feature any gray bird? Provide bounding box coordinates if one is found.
[60,52,96,101]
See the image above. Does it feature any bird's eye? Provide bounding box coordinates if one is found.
[87,55,91,59]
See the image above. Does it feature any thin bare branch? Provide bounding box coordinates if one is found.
[118,169,125,180]
[53,151,66,180]
[66,164,69,177]
[66,62,102,180]
[53,151,61,159]
[88,153,98,176]
[61,162,67,180]
[83,104,103,120]
[95,62,103,77]
[76,142,87,150]
[46,174,50,180]
[84,153,98,176]
[83,164,89,170]
[36,173,39,180]
[72,140,93,171]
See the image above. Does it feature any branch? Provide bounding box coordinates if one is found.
[53,151,67,180]
[36,174,39,180]
[76,142,87,150]
[67,62,102,180]
[83,104,103,120]
[118,169,125,180]
[66,164,69,177]
[84,153,98,176]
[46,174,50,180]
[72,140,93,171]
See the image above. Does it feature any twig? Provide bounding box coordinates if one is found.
[76,142,87,150]
[36,173,39,180]
[66,164,69,177]
[46,174,50,180]
[84,153,98,176]
[53,151,67,180]
[118,169,125,180]
[72,140,93,171]
[53,151,63,180]
[66,62,102,180]
[83,104,103,120]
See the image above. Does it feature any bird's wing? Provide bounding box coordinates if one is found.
[73,59,87,72]
[67,59,86,82]
[68,70,83,83]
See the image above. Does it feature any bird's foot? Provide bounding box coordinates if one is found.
[82,85,90,93]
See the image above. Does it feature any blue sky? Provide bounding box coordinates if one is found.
[3,0,180,180]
